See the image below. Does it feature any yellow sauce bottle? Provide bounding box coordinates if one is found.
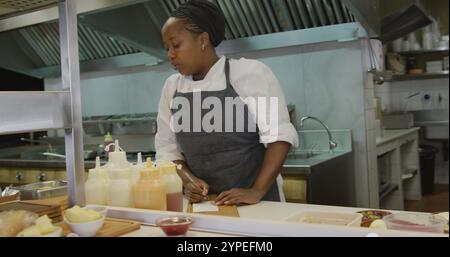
[134,160,167,211]
[159,162,183,212]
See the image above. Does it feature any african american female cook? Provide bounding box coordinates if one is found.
[156,0,298,206]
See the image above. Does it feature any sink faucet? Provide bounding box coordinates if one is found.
[41,152,66,160]
[299,116,338,152]
[20,137,54,153]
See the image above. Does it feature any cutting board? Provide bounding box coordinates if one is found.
[57,218,141,237]
[0,201,60,216]
[25,196,69,211]
[0,201,62,223]
[0,192,20,204]
[186,195,239,217]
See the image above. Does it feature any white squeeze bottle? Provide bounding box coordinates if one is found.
[106,140,134,207]
[159,162,183,212]
[131,153,147,187]
[85,157,108,205]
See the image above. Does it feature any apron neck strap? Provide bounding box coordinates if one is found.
[224,58,232,89]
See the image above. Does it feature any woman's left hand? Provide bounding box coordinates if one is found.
[214,188,265,206]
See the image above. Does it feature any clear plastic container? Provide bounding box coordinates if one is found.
[108,169,133,208]
[131,153,147,186]
[85,157,108,206]
[383,213,447,234]
[158,162,183,212]
[104,140,133,207]
[286,211,363,227]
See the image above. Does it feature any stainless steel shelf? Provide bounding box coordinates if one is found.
[0,1,85,207]
[0,91,71,135]
[0,0,58,20]
[401,168,418,181]
[379,183,399,201]
[396,47,449,55]
[386,71,449,82]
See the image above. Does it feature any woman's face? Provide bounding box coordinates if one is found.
[162,18,204,76]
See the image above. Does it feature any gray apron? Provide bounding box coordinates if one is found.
[171,58,280,201]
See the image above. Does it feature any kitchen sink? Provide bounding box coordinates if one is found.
[20,146,66,160]
[286,151,326,160]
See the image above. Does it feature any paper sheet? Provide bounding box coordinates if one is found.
[192,201,219,213]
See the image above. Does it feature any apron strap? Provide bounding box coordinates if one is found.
[224,58,239,96]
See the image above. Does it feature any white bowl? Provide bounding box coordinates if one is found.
[82,206,108,217]
[41,227,63,237]
[63,215,105,237]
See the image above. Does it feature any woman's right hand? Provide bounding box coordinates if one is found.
[184,177,209,203]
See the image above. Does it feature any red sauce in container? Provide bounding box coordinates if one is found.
[156,216,193,236]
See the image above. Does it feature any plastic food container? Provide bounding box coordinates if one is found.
[383,213,447,234]
[286,211,363,227]
[156,216,193,236]
[358,210,393,227]
[433,212,449,234]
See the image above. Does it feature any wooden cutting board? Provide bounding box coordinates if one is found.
[187,195,239,217]
[57,218,141,237]
[0,201,62,223]
[0,193,20,204]
[0,201,60,216]
[25,196,69,211]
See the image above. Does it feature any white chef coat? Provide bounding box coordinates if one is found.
[155,56,297,202]
[155,56,298,162]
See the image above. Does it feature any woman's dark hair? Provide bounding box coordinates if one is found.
[171,0,226,47]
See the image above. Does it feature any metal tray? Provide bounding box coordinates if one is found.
[12,180,67,200]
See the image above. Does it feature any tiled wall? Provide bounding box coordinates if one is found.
[46,66,174,117]
[46,40,372,207]
[360,40,382,209]
[375,79,449,113]
[374,78,449,185]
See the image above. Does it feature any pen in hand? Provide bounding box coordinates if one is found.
[177,164,208,201]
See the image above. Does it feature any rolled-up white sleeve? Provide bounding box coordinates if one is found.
[155,78,185,162]
[236,61,299,148]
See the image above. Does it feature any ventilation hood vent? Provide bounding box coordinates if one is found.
[380,3,433,43]
[0,0,374,79]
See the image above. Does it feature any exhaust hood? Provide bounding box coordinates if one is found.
[380,2,433,43]
[0,0,375,79]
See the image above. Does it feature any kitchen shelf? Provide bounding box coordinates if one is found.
[386,71,449,82]
[0,0,58,20]
[401,168,418,181]
[396,47,449,55]
[83,113,157,124]
[0,92,71,135]
[0,1,85,207]
[379,183,399,201]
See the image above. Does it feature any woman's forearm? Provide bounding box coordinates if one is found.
[173,160,195,184]
[252,141,291,195]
